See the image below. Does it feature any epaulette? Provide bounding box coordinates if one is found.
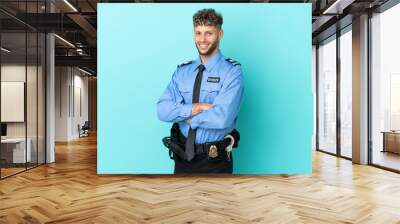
[225,58,241,66]
[177,60,193,68]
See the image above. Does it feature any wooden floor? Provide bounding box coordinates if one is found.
[0,167,26,178]
[1,135,400,223]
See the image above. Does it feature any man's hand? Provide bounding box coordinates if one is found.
[191,103,212,116]
[186,103,212,124]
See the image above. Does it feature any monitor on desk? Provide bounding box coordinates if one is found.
[1,123,7,138]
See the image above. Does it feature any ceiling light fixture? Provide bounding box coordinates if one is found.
[322,0,354,15]
[63,0,78,12]
[54,34,75,48]
[1,47,11,53]
[78,67,93,76]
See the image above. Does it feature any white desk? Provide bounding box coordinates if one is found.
[1,138,32,163]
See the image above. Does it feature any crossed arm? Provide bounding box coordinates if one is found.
[189,103,212,117]
[157,66,243,130]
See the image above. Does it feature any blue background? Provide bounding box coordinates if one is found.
[98,3,313,174]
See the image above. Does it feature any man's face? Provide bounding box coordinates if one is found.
[194,25,223,56]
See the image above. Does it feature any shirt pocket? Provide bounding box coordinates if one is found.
[178,86,192,104]
[201,83,221,103]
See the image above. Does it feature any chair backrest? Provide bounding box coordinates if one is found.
[82,121,90,129]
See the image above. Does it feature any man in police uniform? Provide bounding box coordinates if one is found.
[157,8,244,174]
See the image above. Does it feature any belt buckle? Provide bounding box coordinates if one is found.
[208,145,218,158]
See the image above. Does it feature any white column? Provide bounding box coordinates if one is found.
[46,1,55,163]
[46,33,55,163]
[352,14,369,164]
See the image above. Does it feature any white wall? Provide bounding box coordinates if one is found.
[1,66,26,139]
[71,72,89,138]
[55,67,89,141]
[55,66,69,141]
[1,65,43,137]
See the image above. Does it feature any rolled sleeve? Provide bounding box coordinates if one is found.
[157,70,193,123]
[190,113,201,129]
[180,103,193,119]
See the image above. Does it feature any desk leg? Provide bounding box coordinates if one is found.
[382,133,386,153]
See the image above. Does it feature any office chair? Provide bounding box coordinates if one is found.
[79,121,90,138]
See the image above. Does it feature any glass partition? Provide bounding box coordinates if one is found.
[317,36,337,155]
[0,1,46,179]
[1,31,28,177]
[38,32,45,165]
[339,28,352,158]
[371,3,400,171]
[27,30,38,169]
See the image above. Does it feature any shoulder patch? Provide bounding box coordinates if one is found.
[177,60,193,68]
[225,58,241,66]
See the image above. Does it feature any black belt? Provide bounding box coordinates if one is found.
[162,123,236,161]
[194,138,232,154]
[162,133,232,161]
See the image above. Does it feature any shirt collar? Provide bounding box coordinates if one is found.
[192,51,223,73]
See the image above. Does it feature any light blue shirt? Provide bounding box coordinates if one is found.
[157,51,244,144]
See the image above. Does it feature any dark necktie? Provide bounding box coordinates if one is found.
[186,64,205,161]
